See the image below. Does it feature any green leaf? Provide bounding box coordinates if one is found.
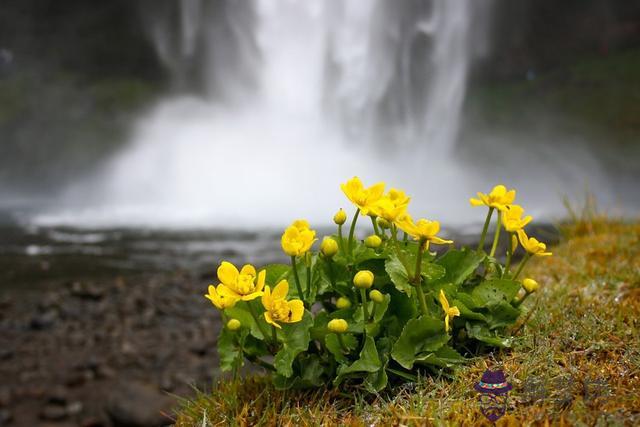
[471,279,521,307]
[485,301,521,329]
[225,301,266,340]
[217,327,244,372]
[273,354,327,390]
[413,345,465,368]
[334,336,382,386]
[365,363,388,392]
[452,298,487,322]
[325,333,357,363]
[466,322,512,347]
[420,261,446,283]
[385,254,412,295]
[436,248,485,286]
[372,293,391,323]
[264,264,290,286]
[274,311,313,378]
[391,316,449,369]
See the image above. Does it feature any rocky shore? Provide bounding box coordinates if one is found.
[0,273,222,427]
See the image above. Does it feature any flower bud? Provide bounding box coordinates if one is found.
[364,234,382,249]
[333,209,347,225]
[369,289,384,303]
[353,270,374,289]
[226,318,241,331]
[376,217,391,229]
[522,278,539,293]
[327,318,348,334]
[336,297,351,309]
[320,237,339,258]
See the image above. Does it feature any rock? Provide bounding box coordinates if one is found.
[0,387,11,407]
[80,417,105,427]
[106,381,174,427]
[0,409,12,425]
[30,310,57,330]
[66,401,83,416]
[47,385,68,405]
[40,404,68,421]
[69,281,104,300]
[0,349,13,361]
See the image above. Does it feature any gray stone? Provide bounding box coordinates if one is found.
[106,381,174,427]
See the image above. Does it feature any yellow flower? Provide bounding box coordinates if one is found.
[395,214,453,245]
[333,208,347,225]
[522,278,539,293]
[372,188,410,221]
[364,234,382,248]
[217,261,266,301]
[369,289,384,303]
[517,230,552,257]
[470,184,516,212]
[204,284,240,310]
[336,297,352,309]
[502,204,533,232]
[281,219,316,256]
[340,176,385,216]
[327,318,348,333]
[320,237,339,257]
[261,280,304,329]
[226,318,242,331]
[438,289,460,332]
[353,270,374,289]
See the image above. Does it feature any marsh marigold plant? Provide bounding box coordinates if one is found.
[205,177,550,391]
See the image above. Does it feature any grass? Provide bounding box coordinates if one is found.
[174,214,640,426]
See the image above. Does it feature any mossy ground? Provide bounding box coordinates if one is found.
[173,214,640,426]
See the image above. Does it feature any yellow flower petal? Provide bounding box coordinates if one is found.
[264,311,281,329]
[240,264,256,277]
[287,300,304,322]
[272,280,289,300]
[255,269,266,293]
[217,261,239,287]
[438,289,450,312]
[261,285,272,310]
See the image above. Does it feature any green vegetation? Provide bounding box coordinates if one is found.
[469,48,640,145]
[174,215,640,426]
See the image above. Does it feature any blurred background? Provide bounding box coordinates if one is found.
[0,1,639,425]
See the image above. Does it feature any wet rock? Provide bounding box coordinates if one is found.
[47,385,68,405]
[40,404,68,421]
[0,409,13,425]
[0,387,11,407]
[30,310,57,330]
[106,381,174,427]
[69,281,104,300]
[66,401,83,416]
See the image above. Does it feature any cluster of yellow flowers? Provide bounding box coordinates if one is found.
[205,262,304,329]
[206,178,551,334]
[470,184,552,257]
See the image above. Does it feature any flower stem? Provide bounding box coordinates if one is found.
[360,288,369,326]
[347,208,360,256]
[337,224,344,253]
[504,232,514,277]
[247,302,270,342]
[271,325,278,344]
[371,216,381,237]
[391,224,411,274]
[513,253,531,280]
[413,238,429,316]
[290,256,305,301]
[305,261,312,301]
[477,207,494,251]
[489,213,502,258]
[337,334,348,353]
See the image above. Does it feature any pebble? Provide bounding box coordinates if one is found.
[106,381,175,427]
[40,403,68,421]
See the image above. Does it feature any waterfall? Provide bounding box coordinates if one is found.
[34,0,527,228]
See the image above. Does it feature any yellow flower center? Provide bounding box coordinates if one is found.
[235,274,256,295]
[270,299,293,322]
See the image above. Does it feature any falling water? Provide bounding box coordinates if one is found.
[31,0,615,229]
